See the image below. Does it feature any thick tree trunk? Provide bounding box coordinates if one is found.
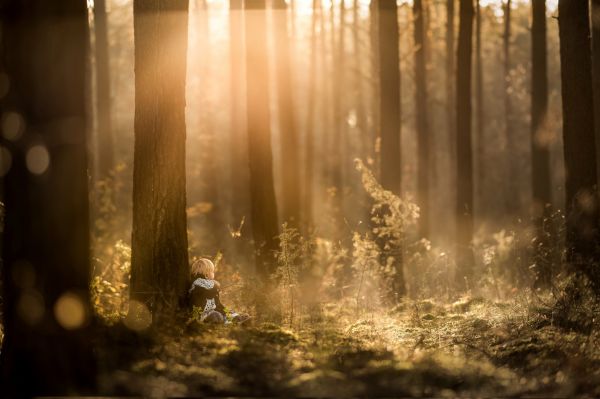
[273,0,301,229]
[131,0,190,314]
[94,0,114,180]
[475,0,485,216]
[245,0,280,276]
[414,0,430,239]
[0,1,96,395]
[455,0,475,290]
[378,0,405,298]
[591,0,600,187]
[531,0,553,287]
[558,0,600,292]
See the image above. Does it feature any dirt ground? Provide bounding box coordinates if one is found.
[96,296,600,397]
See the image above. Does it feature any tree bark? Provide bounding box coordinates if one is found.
[475,0,485,216]
[273,0,301,229]
[455,0,475,290]
[378,0,405,298]
[0,1,96,394]
[504,0,518,215]
[591,0,600,188]
[531,0,553,287]
[245,0,280,276]
[131,0,190,314]
[558,0,600,292]
[446,0,456,175]
[414,0,430,239]
[94,0,114,180]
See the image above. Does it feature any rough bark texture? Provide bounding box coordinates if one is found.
[414,0,430,239]
[273,0,301,229]
[245,0,280,277]
[94,0,114,180]
[131,0,190,314]
[378,0,405,298]
[0,1,96,395]
[531,0,553,287]
[455,0,475,290]
[475,0,485,214]
[558,0,600,292]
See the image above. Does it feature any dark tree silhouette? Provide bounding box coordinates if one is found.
[130,0,190,314]
[94,0,114,181]
[245,0,280,276]
[0,0,95,395]
[558,0,600,293]
[414,0,431,239]
[455,0,475,290]
[591,0,600,187]
[378,0,405,298]
[475,0,485,213]
[531,0,553,288]
[273,0,301,229]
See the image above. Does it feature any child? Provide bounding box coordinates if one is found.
[189,258,249,324]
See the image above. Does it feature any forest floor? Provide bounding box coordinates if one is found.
[97,295,600,397]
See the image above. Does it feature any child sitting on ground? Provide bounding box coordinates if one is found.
[189,258,249,324]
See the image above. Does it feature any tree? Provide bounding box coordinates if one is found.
[378,0,405,298]
[455,0,475,290]
[591,0,600,187]
[558,0,600,292]
[503,0,518,215]
[94,0,114,181]
[273,0,301,228]
[475,0,485,214]
[531,0,553,287]
[130,0,190,314]
[245,0,280,276]
[414,0,431,239]
[446,0,456,174]
[0,0,95,395]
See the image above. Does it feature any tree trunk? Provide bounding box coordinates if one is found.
[0,1,96,395]
[531,0,553,287]
[94,0,114,180]
[504,0,518,215]
[378,0,405,298]
[558,0,600,292]
[414,0,430,239]
[131,0,190,314]
[455,0,475,290]
[245,0,280,276]
[475,0,485,217]
[273,0,301,229]
[446,0,456,176]
[591,0,600,188]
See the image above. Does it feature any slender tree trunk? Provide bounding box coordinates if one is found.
[304,0,320,233]
[531,0,553,288]
[131,0,190,314]
[455,0,475,290]
[446,0,456,174]
[94,0,114,180]
[475,0,485,217]
[591,0,600,188]
[558,0,600,293]
[378,0,405,298]
[273,0,301,229]
[503,0,518,215]
[414,0,430,239]
[370,0,381,175]
[0,1,96,394]
[245,0,280,276]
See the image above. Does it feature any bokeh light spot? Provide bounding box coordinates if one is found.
[2,111,24,141]
[0,145,12,177]
[124,300,152,331]
[17,290,45,326]
[54,292,88,330]
[26,145,50,175]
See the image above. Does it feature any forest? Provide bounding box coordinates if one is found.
[1,0,600,396]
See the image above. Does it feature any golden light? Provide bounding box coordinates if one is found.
[26,145,50,175]
[124,300,152,331]
[2,111,24,142]
[54,292,88,330]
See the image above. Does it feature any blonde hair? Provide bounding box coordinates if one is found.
[191,258,215,279]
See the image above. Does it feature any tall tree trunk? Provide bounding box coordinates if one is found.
[446,0,456,176]
[0,1,96,395]
[591,0,600,187]
[273,0,301,229]
[455,0,475,290]
[370,0,381,175]
[475,0,485,217]
[378,0,405,298]
[304,0,320,233]
[94,0,114,180]
[245,0,280,276]
[414,0,430,239]
[558,0,600,293]
[531,0,553,287]
[503,0,518,215]
[131,0,190,314]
